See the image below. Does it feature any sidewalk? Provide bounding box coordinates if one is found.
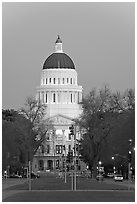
[104,178,135,189]
[2,178,28,190]
[2,178,28,200]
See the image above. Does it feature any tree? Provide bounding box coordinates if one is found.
[76,87,114,176]
[2,109,30,172]
[77,87,135,177]
[20,96,53,162]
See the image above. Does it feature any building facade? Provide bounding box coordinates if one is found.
[32,36,83,172]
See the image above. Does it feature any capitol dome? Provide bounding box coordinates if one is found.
[43,35,75,70]
[43,53,75,69]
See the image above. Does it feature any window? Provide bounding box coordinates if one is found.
[67,78,69,83]
[47,145,50,154]
[70,78,73,84]
[62,78,65,84]
[56,145,62,154]
[53,78,56,84]
[41,144,45,153]
[69,133,71,140]
[46,78,48,84]
[49,78,51,83]
[53,93,56,103]
[56,160,59,168]
[71,93,73,103]
[68,145,71,152]
[46,93,48,103]
[39,160,44,170]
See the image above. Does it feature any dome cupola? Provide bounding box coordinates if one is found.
[43,36,75,69]
[55,35,62,44]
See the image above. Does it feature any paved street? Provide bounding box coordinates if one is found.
[2,172,135,202]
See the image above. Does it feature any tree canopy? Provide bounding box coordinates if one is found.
[77,87,135,176]
[2,97,53,173]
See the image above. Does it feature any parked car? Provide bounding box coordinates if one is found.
[96,174,104,181]
[107,173,114,178]
[114,174,123,182]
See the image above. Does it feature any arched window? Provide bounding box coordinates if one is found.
[53,93,56,103]
[39,160,44,170]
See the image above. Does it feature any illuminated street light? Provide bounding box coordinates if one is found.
[112,156,115,174]
[99,161,102,165]
[128,139,132,191]
[129,151,131,154]
[98,161,102,182]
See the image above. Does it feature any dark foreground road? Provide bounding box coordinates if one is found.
[3,190,135,202]
[2,172,135,202]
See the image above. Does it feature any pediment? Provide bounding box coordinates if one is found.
[46,114,74,125]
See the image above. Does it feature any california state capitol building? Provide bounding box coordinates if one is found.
[32,35,85,172]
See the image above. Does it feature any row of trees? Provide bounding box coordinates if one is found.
[2,87,135,176]
[2,97,53,173]
[76,87,135,177]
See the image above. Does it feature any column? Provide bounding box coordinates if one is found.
[49,91,51,103]
[66,91,69,104]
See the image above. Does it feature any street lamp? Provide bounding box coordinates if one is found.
[98,161,102,182]
[112,156,116,174]
[128,139,132,191]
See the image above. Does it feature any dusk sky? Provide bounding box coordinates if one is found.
[2,2,135,110]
